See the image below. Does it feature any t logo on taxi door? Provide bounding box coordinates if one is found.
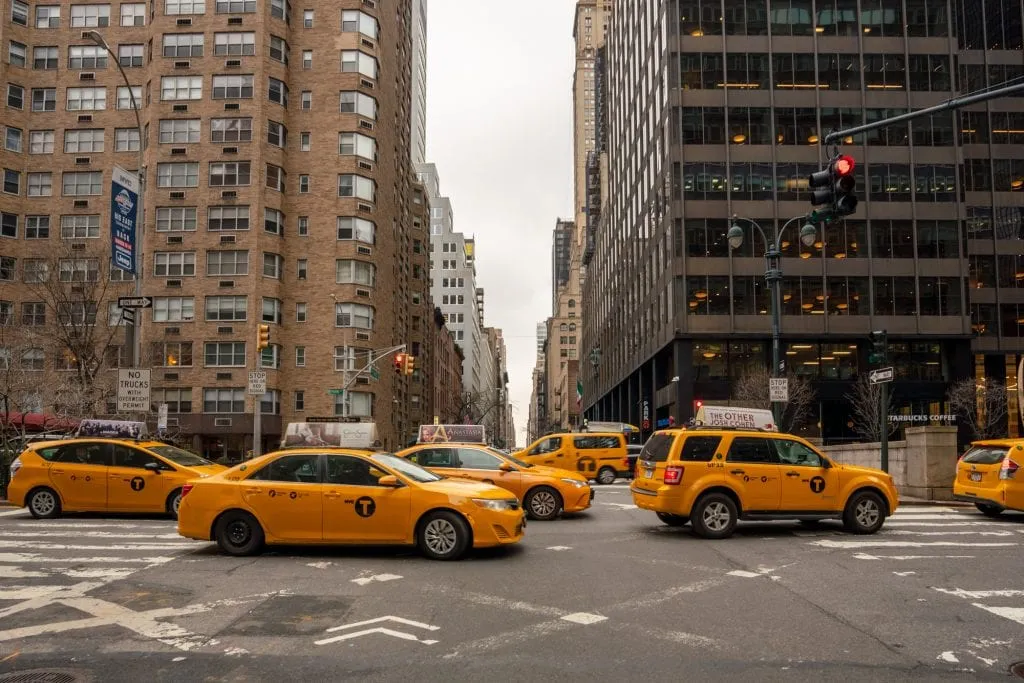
[809,476,826,493]
[355,496,376,518]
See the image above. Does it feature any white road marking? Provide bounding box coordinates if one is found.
[306,561,333,569]
[0,553,178,564]
[315,626,438,646]
[0,509,27,517]
[561,612,607,625]
[546,546,572,551]
[351,573,402,586]
[2,531,183,540]
[885,521,1007,527]
[598,502,637,510]
[893,507,963,514]
[893,571,916,576]
[972,604,1024,626]
[882,530,1014,537]
[854,553,976,561]
[0,540,198,551]
[938,651,960,663]
[727,570,762,578]
[887,514,976,521]
[9,522,175,530]
[0,566,48,578]
[933,588,1024,599]
[223,647,249,656]
[812,539,1016,549]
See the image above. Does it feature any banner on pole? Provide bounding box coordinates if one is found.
[110,165,139,275]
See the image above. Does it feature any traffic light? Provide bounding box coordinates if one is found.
[403,355,416,375]
[868,330,888,365]
[256,324,270,351]
[394,352,407,374]
[808,154,858,219]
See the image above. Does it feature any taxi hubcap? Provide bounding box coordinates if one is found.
[855,499,881,527]
[531,492,557,517]
[598,469,615,484]
[424,519,457,555]
[172,495,181,514]
[227,520,251,546]
[703,502,731,531]
[32,491,55,515]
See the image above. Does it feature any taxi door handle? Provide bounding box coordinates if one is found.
[51,468,64,474]
[244,487,261,494]
[324,492,342,499]
[786,471,800,477]
[730,469,745,475]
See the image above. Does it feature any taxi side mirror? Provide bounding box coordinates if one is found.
[820,459,832,470]
[499,462,514,473]
[377,475,400,487]
[144,462,162,473]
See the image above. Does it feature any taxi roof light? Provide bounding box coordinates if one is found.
[417,424,487,444]
[281,422,382,450]
[76,419,148,440]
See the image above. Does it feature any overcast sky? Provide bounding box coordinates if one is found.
[425,1,577,448]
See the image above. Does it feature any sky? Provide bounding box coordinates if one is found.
[425,1,577,448]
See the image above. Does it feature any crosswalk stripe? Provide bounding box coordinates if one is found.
[0,553,179,564]
[0,540,200,551]
[812,539,1016,548]
[2,531,182,540]
[9,522,177,530]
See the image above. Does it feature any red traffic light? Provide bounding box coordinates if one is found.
[833,155,855,176]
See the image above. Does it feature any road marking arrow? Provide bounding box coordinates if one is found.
[315,616,439,646]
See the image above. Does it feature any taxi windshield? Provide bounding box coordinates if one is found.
[372,453,443,483]
[147,445,215,467]
[498,451,533,468]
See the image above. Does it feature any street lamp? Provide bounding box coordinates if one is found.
[727,215,818,426]
[84,30,145,370]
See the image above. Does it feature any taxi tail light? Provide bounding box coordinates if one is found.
[181,483,194,498]
[9,456,22,478]
[664,466,684,485]
[999,458,1019,480]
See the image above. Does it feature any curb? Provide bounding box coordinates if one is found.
[900,498,971,507]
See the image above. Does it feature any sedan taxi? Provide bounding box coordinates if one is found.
[397,424,593,521]
[6,420,224,519]
[176,423,525,561]
[953,439,1023,516]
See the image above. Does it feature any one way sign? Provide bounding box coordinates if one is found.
[869,367,894,384]
[118,296,153,309]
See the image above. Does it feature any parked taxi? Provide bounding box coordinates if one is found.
[631,417,899,539]
[176,423,526,561]
[514,431,630,485]
[6,420,224,519]
[398,424,593,521]
[953,439,1023,516]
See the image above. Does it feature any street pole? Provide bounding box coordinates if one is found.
[823,81,1024,146]
[85,32,145,370]
[253,392,261,459]
[880,381,889,473]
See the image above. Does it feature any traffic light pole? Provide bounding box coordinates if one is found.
[822,81,1024,146]
[340,344,407,418]
[880,381,889,473]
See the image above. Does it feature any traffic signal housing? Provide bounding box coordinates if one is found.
[868,330,888,365]
[256,324,270,350]
[807,154,858,218]
[403,355,416,376]
[394,352,407,374]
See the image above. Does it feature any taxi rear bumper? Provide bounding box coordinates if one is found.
[4,479,28,508]
[952,483,1004,508]
[631,483,689,515]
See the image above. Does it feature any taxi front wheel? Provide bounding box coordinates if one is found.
[214,510,265,556]
[27,487,61,520]
[418,511,471,561]
[842,490,886,535]
[525,486,563,521]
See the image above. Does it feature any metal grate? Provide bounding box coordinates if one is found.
[0,671,84,683]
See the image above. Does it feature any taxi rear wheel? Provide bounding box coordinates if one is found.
[596,467,617,485]
[166,489,183,519]
[525,486,563,521]
[27,487,61,520]
[690,493,738,539]
[842,490,886,534]
[214,510,264,556]
[418,511,471,561]
[975,502,1004,517]
[656,512,688,527]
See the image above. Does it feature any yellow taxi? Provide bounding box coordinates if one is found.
[398,424,593,521]
[953,439,1024,516]
[176,422,526,561]
[6,420,225,519]
[630,420,899,539]
[514,431,630,485]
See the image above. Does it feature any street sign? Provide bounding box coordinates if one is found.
[315,616,439,647]
[117,296,152,309]
[121,308,135,324]
[116,369,151,413]
[247,370,267,395]
[110,165,140,275]
[869,367,894,384]
[769,377,789,402]
[157,403,168,431]
[370,366,380,380]
[328,389,344,396]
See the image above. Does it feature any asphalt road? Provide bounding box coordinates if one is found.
[1,483,1023,682]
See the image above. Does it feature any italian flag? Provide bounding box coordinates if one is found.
[576,379,583,408]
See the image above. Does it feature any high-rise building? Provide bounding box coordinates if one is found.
[431,305,462,425]
[410,0,428,166]
[551,219,573,309]
[0,0,425,455]
[582,0,1017,444]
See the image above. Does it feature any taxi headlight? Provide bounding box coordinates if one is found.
[560,478,587,488]
[472,498,518,511]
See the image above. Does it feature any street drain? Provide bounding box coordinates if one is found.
[1011,661,1024,679]
[0,670,87,683]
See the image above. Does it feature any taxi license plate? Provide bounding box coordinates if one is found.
[969,472,983,482]
[643,466,654,478]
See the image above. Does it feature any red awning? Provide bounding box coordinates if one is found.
[0,412,80,432]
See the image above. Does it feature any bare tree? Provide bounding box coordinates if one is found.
[947,378,1008,440]
[731,365,816,432]
[847,375,896,442]
[456,389,505,425]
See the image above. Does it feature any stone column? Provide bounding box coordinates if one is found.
[902,426,959,501]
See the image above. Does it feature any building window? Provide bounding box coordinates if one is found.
[152,296,195,322]
[203,388,244,413]
[20,349,44,371]
[33,46,58,70]
[204,294,247,321]
[339,91,376,118]
[208,206,249,231]
[300,91,311,109]
[302,50,312,69]
[268,77,288,105]
[64,129,104,153]
[70,4,110,27]
[166,0,205,14]
[294,390,305,411]
[151,388,192,413]
[23,259,48,283]
[60,214,100,239]
[303,9,312,26]
[30,88,55,111]
[264,208,285,235]
[341,9,377,38]
[0,213,16,238]
[0,256,14,280]
[67,45,106,69]
[269,36,288,63]
[335,391,371,417]
[7,84,23,109]
[262,297,282,324]
[296,302,307,322]
[206,249,248,275]
[118,44,144,67]
[299,131,310,150]
[266,164,285,191]
[297,216,309,235]
[27,172,51,197]
[157,162,199,188]
[266,120,286,147]
[162,33,204,57]
[66,87,107,111]
[56,301,98,326]
[120,2,145,25]
[25,215,49,238]
[150,341,193,367]
[260,344,280,369]
[335,302,373,329]
[260,390,281,415]
[335,259,375,286]
[57,258,99,282]
[61,171,102,196]
[205,341,245,367]
[154,251,196,277]
[21,302,45,326]
[208,161,251,186]
[159,119,200,144]
[210,117,250,143]
[338,132,376,159]
[35,4,59,27]
[296,259,307,280]
[212,74,254,99]
[270,0,289,19]
[114,85,140,110]
[160,76,202,100]
[29,130,54,154]
[337,217,375,243]
[337,174,375,200]
[115,128,140,152]
[263,253,283,278]
[340,50,377,78]
[214,31,255,55]
[298,175,310,193]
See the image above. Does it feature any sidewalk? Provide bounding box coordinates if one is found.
[900,495,970,506]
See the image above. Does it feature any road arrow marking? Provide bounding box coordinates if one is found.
[315,616,439,646]
[350,573,403,586]
[546,546,572,551]
[599,502,637,510]
[853,553,975,561]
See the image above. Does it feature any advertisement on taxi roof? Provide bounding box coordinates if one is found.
[694,406,777,432]
[282,422,378,449]
[417,424,486,444]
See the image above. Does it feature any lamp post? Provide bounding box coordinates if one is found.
[727,215,819,427]
[84,31,145,370]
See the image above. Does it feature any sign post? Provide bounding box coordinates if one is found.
[248,370,267,458]
[869,367,894,472]
[117,369,151,414]
[110,165,143,369]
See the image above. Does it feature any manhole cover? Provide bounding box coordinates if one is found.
[1011,661,1024,678]
[0,670,88,683]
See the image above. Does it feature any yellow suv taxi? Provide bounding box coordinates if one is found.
[953,440,1023,516]
[6,420,224,519]
[515,432,630,485]
[631,426,899,539]
[176,422,526,561]
[398,424,593,521]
